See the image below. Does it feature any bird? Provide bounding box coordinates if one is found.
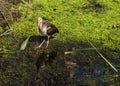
[37,17,59,48]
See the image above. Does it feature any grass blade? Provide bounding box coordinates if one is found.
[87,39,118,73]
[79,32,118,73]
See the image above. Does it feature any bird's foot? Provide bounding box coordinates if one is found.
[35,45,49,49]
[35,46,43,49]
[35,46,48,49]
[35,40,46,49]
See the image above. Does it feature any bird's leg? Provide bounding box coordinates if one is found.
[36,39,46,48]
[45,36,50,48]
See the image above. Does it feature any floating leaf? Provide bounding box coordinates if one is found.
[20,37,30,50]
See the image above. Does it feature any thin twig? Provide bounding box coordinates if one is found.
[0,29,12,37]
[0,10,12,29]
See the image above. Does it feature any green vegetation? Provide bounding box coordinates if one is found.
[0,0,120,85]
[12,0,120,72]
[10,0,120,51]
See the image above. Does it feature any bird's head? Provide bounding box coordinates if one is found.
[38,17,43,28]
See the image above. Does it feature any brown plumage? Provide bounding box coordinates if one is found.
[37,17,59,48]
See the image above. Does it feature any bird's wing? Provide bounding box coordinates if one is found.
[43,22,56,29]
[43,22,59,35]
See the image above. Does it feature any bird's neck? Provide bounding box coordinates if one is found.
[38,21,42,29]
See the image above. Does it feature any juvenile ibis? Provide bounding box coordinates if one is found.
[37,17,59,48]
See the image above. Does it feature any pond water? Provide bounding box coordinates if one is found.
[0,36,120,86]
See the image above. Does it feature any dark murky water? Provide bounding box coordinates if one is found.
[0,36,120,86]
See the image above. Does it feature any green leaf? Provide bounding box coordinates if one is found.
[79,32,118,73]
[20,37,30,50]
[87,39,118,73]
